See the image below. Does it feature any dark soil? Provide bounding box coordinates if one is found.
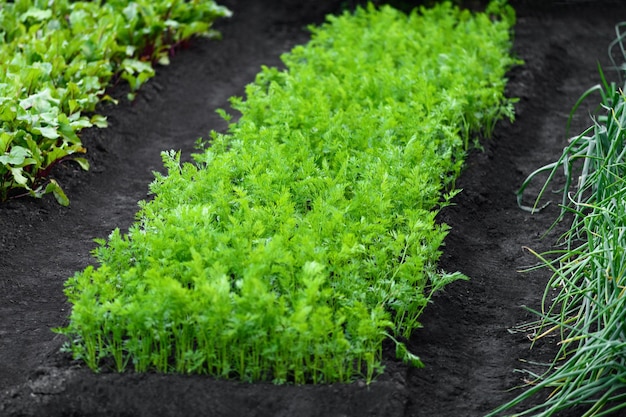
[2,1,626,416]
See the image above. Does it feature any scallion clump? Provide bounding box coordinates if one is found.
[492,21,626,417]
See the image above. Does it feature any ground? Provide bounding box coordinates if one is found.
[1,1,626,416]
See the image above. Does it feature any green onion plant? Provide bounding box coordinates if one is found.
[491,21,626,417]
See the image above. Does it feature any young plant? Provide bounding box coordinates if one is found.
[58,1,518,383]
[0,0,231,204]
[491,22,626,417]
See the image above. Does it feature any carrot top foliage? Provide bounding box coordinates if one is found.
[58,1,518,383]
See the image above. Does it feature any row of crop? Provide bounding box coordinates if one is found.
[57,1,518,383]
[0,0,230,204]
[490,23,626,417]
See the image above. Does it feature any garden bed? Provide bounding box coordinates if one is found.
[2,0,626,416]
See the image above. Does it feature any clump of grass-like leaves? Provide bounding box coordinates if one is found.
[490,22,626,417]
[58,1,518,384]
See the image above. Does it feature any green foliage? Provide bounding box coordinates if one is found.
[58,1,517,383]
[493,22,626,417]
[0,0,231,204]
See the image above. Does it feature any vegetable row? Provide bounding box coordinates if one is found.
[57,1,517,383]
[491,21,626,417]
[0,0,230,204]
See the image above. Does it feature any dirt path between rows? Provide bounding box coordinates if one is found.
[2,1,626,416]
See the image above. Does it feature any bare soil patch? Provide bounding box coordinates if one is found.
[2,1,626,416]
